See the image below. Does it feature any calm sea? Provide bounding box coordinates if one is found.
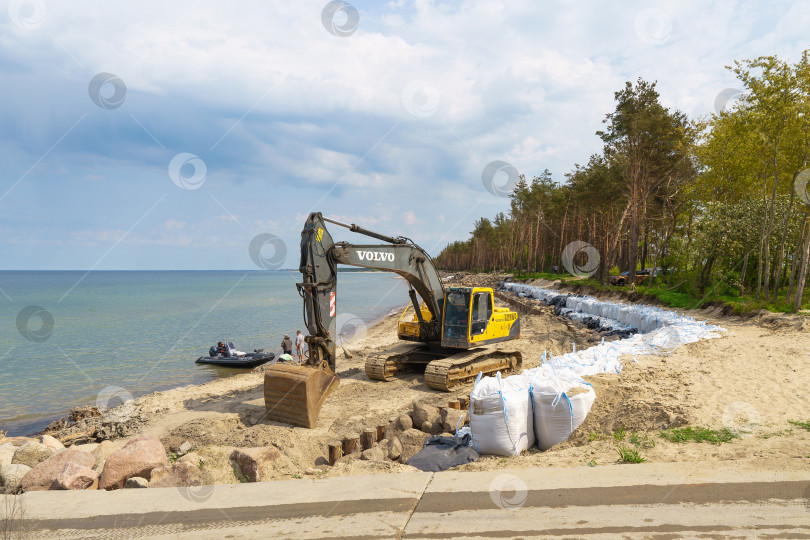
[0,270,408,436]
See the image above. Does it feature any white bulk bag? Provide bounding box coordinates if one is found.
[529,373,596,451]
[469,372,534,456]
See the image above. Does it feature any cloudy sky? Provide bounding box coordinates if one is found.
[1,0,807,270]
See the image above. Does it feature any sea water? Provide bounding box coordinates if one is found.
[0,270,408,435]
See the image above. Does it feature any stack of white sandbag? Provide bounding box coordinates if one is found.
[468,372,534,456]
[523,365,596,450]
[469,366,597,453]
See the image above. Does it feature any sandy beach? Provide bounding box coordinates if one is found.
[17,272,810,485]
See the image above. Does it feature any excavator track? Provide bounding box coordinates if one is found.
[423,349,522,391]
[364,342,422,381]
[366,343,522,391]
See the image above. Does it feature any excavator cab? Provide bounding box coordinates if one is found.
[440,287,520,348]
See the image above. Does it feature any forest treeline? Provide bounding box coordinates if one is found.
[435,52,810,312]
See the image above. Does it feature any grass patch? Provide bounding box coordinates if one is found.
[587,431,601,442]
[659,426,739,445]
[758,429,792,439]
[630,432,655,449]
[788,419,810,431]
[586,459,597,467]
[616,445,645,464]
[612,426,626,442]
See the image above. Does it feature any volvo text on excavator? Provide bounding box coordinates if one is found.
[263,212,522,428]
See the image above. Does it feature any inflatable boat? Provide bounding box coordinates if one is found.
[196,342,275,368]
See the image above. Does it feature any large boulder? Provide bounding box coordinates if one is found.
[230,447,280,483]
[420,421,442,435]
[360,446,386,462]
[98,436,168,490]
[54,462,98,490]
[398,428,429,462]
[0,443,16,467]
[440,408,468,434]
[383,415,412,441]
[91,440,115,471]
[20,449,94,492]
[148,462,203,488]
[412,401,440,429]
[387,437,403,461]
[11,442,54,468]
[40,435,65,453]
[0,464,31,493]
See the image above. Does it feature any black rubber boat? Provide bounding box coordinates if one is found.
[196,342,275,368]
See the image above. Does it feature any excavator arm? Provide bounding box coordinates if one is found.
[297,212,445,372]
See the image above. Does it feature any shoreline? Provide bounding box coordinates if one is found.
[13,306,409,438]
[5,272,808,492]
[3,302,408,438]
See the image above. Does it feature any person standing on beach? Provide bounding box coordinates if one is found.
[295,330,305,362]
[281,334,293,356]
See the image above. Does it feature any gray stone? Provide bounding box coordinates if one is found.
[11,442,54,468]
[0,443,16,468]
[178,441,193,455]
[412,401,440,429]
[0,464,31,493]
[398,428,428,462]
[387,437,403,461]
[148,462,203,488]
[40,435,65,452]
[360,446,386,462]
[420,421,442,435]
[398,414,413,431]
[91,440,115,471]
[124,476,148,488]
[440,408,468,434]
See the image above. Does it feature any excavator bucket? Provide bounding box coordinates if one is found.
[263,364,339,428]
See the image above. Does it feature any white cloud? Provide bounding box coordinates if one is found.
[2,0,808,268]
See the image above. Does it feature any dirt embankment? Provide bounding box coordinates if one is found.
[38,272,810,483]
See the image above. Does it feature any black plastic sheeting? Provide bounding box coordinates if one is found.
[405,434,479,472]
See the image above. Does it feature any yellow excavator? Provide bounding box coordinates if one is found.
[263,212,522,428]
